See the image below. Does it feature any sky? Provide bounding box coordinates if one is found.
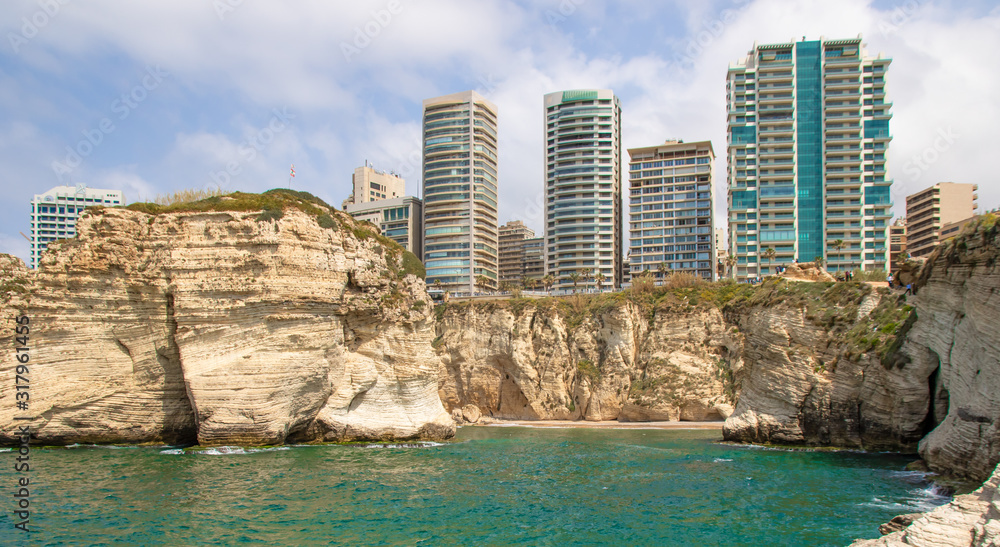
[1,0,998,267]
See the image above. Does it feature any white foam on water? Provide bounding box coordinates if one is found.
[0,448,11,453]
[713,458,733,462]
[196,446,292,456]
[362,441,446,449]
[159,449,184,455]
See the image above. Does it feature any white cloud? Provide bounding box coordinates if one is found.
[1,0,997,266]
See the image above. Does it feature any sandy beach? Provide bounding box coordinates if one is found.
[468,420,725,430]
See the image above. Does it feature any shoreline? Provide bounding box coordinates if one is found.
[466,419,725,430]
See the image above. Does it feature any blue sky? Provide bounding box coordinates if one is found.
[2,0,999,266]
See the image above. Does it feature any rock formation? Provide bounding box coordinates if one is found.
[850,462,1000,546]
[902,221,1000,482]
[778,262,837,282]
[721,281,932,452]
[435,294,739,423]
[0,191,453,446]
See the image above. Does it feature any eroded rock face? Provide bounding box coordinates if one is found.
[435,300,736,422]
[908,228,1000,481]
[850,462,1000,547]
[722,294,932,451]
[0,205,453,446]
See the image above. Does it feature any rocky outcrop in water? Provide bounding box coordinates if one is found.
[0,191,453,446]
[850,463,1000,546]
[435,297,736,422]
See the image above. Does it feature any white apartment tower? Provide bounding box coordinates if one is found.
[544,89,623,291]
[30,184,125,268]
[421,90,500,294]
[726,36,893,279]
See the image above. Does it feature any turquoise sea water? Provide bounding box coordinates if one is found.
[3,427,948,546]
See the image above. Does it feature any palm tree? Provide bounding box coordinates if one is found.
[762,247,777,275]
[831,239,845,274]
[542,274,555,294]
[725,254,737,280]
[580,268,592,292]
[656,262,667,285]
[813,256,825,271]
[569,272,581,294]
[432,278,443,292]
[595,272,606,292]
[475,275,490,294]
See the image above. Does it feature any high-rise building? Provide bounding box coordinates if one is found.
[498,220,535,284]
[726,36,893,279]
[715,228,729,279]
[421,90,499,294]
[905,182,979,258]
[345,196,423,257]
[627,139,716,281]
[523,237,545,281]
[342,165,406,209]
[544,89,622,291]
[889,217,907,272]
[30,184,125,269]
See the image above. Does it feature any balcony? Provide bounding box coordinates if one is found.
[759,202,795,212]
[825,155,862,166]
[759,148,794,159]
[826,201,861,211]
[758,72,793,84]
[825,79,861,91]
[758,95,793,106]
[826,134,862,144]
[759,125,794,137]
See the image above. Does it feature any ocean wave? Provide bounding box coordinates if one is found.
[201,446,291,455]
[362,441,446,449]
[62,444,139,450]
[713,458,733,462]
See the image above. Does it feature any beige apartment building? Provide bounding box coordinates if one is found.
[498,220,535,284]
[889,217,906,271]
[628,139,716,281]
[905,182,978,258]
[342,164,405,209]
[422,90,500,294]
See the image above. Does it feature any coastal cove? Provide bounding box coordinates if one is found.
[1,427,947,545]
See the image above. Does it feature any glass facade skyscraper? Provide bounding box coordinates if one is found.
[421,91,499,294]
[544,89,622,291]
[726,37,893,279]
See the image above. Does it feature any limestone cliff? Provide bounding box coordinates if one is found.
[721,282,930,452]
[906,218,1000,481]
[0,190,453,446]
[435,290,742,423]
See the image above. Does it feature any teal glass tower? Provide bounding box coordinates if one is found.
[725,36,893,280]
